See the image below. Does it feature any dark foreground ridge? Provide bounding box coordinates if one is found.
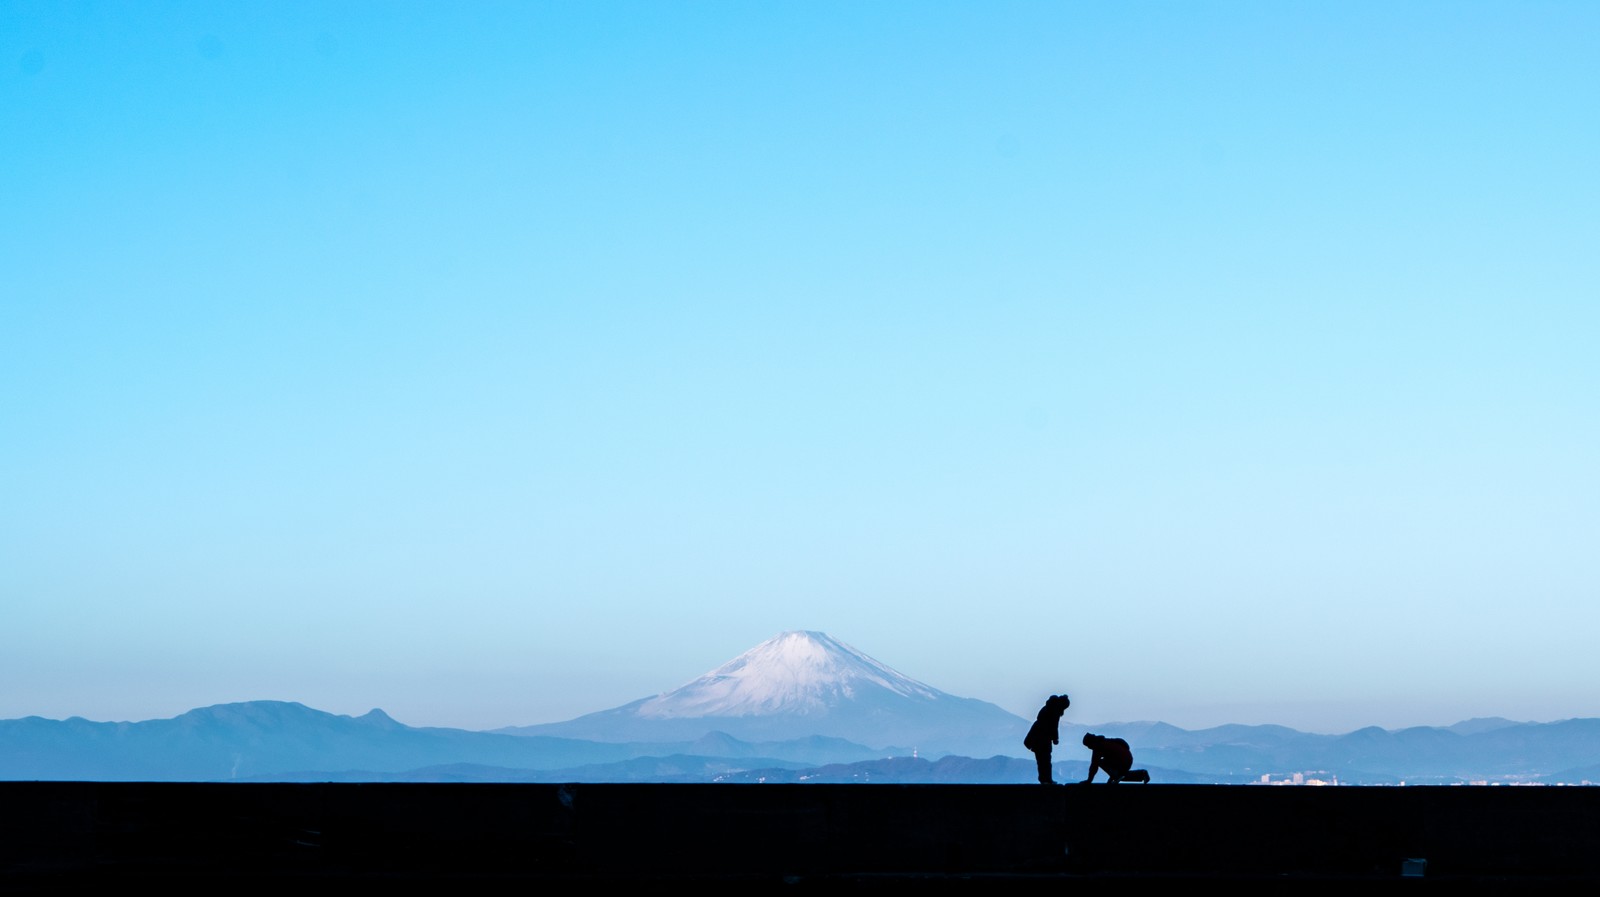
[4,781,1598,892]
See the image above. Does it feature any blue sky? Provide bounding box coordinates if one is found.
[4,1,1596,735]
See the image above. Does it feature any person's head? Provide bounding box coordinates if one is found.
[1082,733,1103,749]
[1047,694,1070,712]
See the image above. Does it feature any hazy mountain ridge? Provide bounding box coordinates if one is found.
[4,633,1596,784]
[0,702,639,781]
[7,699,1597,785]
[0,701,898,781]
[1081,717,1600,784]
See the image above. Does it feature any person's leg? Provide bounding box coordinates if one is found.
[1035,749,1053,785]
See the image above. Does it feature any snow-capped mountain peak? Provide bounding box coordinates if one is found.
[635,631,941,719]
[508,630,1029,756]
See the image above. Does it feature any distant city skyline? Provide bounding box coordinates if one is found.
[4,2,1597,736]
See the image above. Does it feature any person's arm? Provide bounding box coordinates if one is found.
[1083,751,1100,783]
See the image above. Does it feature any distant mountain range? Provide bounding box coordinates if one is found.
[5,631,1598,784]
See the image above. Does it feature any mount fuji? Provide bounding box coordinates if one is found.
[496,631,1030,758]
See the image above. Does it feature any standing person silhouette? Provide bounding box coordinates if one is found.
[1081,732,1151,784]
[1023,694,1071,785]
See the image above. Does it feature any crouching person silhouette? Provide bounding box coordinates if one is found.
[1023,694,1071,785]
[1081,732,1150,784]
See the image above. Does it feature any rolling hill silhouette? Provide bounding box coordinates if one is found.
[3,632,1597,783]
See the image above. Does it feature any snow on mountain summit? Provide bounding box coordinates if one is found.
[635,631,941,719]
[504,630,1030,755]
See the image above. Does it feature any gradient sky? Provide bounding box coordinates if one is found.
[4,1,1597,736]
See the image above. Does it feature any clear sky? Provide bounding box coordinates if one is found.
[4,1,1597,736]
